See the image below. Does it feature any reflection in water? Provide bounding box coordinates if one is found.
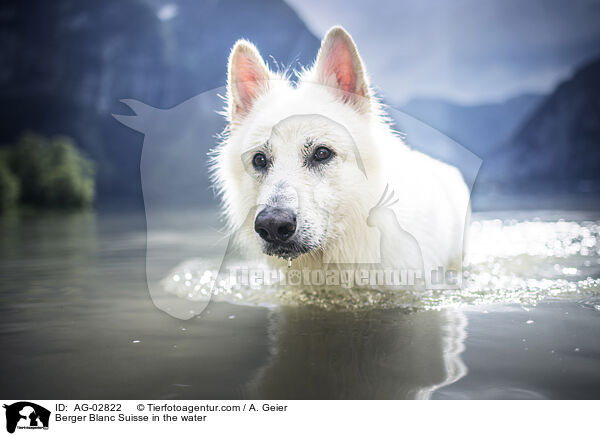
[0,211,99,298]
[1,210,600,399]
[245,307,467,399]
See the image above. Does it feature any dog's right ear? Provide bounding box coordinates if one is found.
[227,40,272,123]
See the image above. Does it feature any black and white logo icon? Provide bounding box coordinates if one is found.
[3,402,50,434]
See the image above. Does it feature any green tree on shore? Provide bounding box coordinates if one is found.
[0,133,95,211]
[0,156,20,211]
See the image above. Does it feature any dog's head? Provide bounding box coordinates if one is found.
[213,26,382,261]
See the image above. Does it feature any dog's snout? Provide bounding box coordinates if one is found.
[254,207,297,242]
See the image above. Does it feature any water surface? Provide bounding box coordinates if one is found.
[0,209,599,399]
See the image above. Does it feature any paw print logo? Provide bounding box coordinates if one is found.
[286,269,302,286]
[367,184,424,272]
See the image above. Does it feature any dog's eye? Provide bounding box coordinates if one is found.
[252,152,267,169]
[313,146,332,162]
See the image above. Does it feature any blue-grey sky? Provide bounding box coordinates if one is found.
[286,0,600,104]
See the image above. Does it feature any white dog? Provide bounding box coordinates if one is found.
[211,26,469,289]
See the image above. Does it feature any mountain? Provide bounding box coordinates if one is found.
[484,57,600,192]
[399,55,600,197]
[0,0,320,205]
[288,0,600,103]
[146,0,320,106]
[400,94,544,160]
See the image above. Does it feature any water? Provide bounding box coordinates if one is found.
[0,209,599,399]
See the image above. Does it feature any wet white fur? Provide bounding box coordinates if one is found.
[211,26,470,284]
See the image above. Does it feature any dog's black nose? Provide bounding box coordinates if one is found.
[254,207,297,242]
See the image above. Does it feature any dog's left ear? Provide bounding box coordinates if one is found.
[227,40,272,122]
[314,26,371,112]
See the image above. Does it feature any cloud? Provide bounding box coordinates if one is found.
[286,0,600,103]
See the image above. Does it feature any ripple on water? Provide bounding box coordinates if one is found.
[161,219,600,311]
